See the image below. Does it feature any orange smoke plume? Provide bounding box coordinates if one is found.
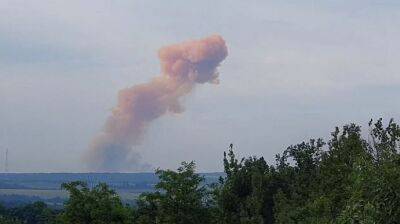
[85,35,228,171]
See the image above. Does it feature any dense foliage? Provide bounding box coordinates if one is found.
[0,201,58,224]
[1,119,400,223]
[134,161,211,224]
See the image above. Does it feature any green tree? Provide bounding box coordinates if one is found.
[214,145,282,224]
[135,161,210,224]
[8,201,58,224]
[59,181,132,224]
[318,124,371,219]
[274,120,400,223]
[274,139,326,223]
[0,215,22,224]
[367,119,400,223]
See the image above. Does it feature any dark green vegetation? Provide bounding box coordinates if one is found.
[1,119,400,223]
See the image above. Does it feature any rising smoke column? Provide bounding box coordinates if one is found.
[86,35,228,172]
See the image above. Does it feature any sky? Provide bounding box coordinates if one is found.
[1,0,400,172]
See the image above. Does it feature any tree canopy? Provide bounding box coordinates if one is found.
[1,119,400,223]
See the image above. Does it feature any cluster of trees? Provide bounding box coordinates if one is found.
[1,119,400,223]
[0,201,59,224]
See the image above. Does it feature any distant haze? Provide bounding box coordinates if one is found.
[1,1,400,172]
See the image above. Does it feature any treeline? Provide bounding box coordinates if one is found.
[1,119,400,223]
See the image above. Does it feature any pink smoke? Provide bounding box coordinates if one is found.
[85,35,228,171]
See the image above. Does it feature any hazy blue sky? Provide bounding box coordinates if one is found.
[1,0,400,172]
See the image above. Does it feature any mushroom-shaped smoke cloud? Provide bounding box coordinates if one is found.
[85,35,228,172]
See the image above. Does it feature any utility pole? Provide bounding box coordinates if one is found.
[5,148,8,173]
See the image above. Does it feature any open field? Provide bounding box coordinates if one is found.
[0,172,223,206]
[0,188,140,201]
[0,189,68,199]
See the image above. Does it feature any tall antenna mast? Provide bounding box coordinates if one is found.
[5,148,8,173]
